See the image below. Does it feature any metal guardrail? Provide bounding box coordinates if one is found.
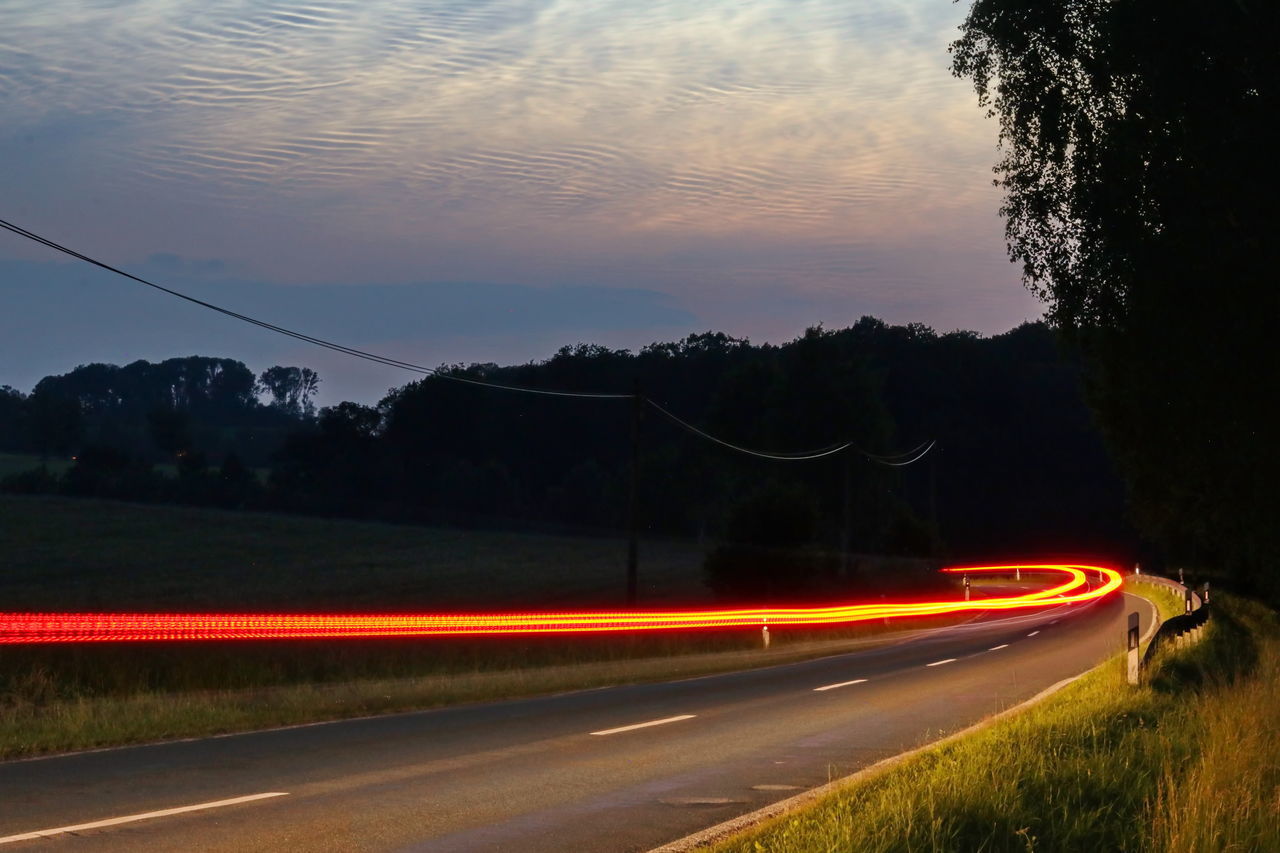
[1128,573,1210,672]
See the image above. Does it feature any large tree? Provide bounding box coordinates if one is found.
[952,1,1277,591]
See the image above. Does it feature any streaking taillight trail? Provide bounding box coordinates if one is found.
[0,564,1122,643]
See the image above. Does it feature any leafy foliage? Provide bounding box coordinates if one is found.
[952,0,1278,595]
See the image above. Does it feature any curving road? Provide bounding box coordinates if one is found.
[0,588,1151,852]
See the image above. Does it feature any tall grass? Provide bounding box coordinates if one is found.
[713,592,1278,853]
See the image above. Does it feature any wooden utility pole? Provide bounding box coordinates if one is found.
[840,452,851,577]
[626,379,640,606]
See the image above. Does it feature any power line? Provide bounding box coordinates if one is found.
[0,216,935,465]
[644,398,935,465]
[0,218,630,400]
[644,398,852,461]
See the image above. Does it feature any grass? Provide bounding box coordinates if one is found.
[0,493,958,759]
[711,592,1279,853]
[1128,574,1194,621]
[0,493,715,611]
[0,453,70,479]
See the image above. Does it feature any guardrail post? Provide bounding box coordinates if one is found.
[1127,612,1141,685]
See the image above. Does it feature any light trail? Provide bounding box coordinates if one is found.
[0,565,1121,644]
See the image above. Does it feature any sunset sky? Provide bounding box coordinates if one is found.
[0,0,1040,403]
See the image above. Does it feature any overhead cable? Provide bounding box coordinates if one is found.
[0,218,630,400]
[644,398,935,465]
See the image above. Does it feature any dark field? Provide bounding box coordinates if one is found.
[0,493,713,611]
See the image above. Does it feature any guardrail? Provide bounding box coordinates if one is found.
[1126,573,1210,679]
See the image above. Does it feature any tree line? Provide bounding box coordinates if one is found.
[0,321,1138,590]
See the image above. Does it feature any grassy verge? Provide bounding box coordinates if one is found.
[1127,575,1193,622]
[712,592,1279,853]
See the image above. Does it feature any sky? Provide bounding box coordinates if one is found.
[0,0,1041,405]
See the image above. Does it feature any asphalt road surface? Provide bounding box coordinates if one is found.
[0,589,1154,852]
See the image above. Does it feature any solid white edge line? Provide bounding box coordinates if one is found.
[1027,630,1040,637]
[926,658,957,667]
[0,792,289,845]
[590,714,696,736]
[988,644,1009,651]
[813,678,868,692]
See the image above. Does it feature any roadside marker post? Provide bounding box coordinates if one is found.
[761,621,770,649]
[1203,581,1210,604]
[963,574,970,601]
[1127,611,1141,685]
[1185,588,1193,615]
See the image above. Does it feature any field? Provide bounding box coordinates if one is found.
[0,494,953,758]
[0,493,713,611]
[712,592,1280,853]
[0,452,70,479]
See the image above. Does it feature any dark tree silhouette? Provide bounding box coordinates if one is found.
[258,366,321,418]
[704,481,824,600]
[952,0,1278,594]
[0,385,26,451]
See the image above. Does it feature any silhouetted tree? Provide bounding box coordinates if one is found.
[0,385,26,451]
[258,366,321,418]
[148,407,191,458]
[26,389,81,460]
[952,0,1277,593]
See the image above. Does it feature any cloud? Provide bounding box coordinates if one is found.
[0,0,1033,375]
[0,1,1003,259]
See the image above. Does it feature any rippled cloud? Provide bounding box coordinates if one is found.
[0,0,1038,391]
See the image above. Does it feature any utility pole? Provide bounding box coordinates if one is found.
[928,447,938,532]
[626,379,641,606]
[840,452,851,577]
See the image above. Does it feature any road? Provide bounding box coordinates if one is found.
[0,589,1152,852]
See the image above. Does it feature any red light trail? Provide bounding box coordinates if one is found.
[0,564,1121,644]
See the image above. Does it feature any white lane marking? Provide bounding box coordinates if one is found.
[926,658,957,667]
[1027,630,1040,637]
[0,792,288,845]
[813,678,868,692]
[590,714,696,736]
[988,644,1009,651]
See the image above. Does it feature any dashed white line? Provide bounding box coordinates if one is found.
[926,658,957,667]
[988,644,1009,651]
[590,714,696,736]
[1027,630,1040,637]
[813,678,868,692]
[0,792,289,845]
